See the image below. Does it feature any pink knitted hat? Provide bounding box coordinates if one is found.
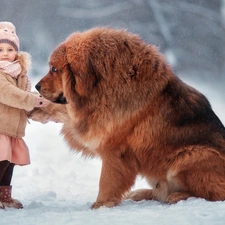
[0,22,19,51]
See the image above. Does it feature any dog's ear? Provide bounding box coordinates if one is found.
[67,59,99,97]
[65,33,100,97]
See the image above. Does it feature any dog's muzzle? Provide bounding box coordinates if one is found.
[35,83,67,104]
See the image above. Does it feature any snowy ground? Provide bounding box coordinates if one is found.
[1,80,225,225]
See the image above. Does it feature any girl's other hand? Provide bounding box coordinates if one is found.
[34,94,50,108]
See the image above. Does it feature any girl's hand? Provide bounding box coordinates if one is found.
[34,94,50,108]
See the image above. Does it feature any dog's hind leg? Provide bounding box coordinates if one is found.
[124,179,174,202]
[170,149,225,202]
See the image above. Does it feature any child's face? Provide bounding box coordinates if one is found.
[0,42,17,62]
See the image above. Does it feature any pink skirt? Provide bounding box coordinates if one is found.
[0,134,30,165]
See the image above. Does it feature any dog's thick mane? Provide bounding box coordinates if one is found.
[63,28,173,120]
[62,28,225,154]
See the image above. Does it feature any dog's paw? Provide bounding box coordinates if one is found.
[166,192,192,204]
[90,199,120,209]
[90,201,104,209]
[124,191,143,201]
[124,189,154,201]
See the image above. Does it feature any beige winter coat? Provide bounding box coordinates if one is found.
[0,52,35,138]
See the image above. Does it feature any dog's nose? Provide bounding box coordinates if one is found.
[35,83,41,91]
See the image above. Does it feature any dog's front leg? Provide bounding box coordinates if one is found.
[91,155,138,209]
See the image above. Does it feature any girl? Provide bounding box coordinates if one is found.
[0,21,49,209]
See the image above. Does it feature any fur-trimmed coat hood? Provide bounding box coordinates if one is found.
[0,52,35,138]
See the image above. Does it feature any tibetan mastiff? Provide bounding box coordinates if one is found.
[34,27,225,209]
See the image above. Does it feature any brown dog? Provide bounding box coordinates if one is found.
[35,27,225,209]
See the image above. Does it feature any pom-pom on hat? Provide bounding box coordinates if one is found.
[0,22,19,51]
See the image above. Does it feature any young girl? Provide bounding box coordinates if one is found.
[0,21,49,209]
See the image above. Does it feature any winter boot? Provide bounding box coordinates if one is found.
[0,186,23,209]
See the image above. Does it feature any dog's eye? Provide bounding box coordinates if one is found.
[51,66,57,73]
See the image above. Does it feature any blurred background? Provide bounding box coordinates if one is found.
[1,0,225,87]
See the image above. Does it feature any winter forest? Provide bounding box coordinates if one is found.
[1,0,225,225]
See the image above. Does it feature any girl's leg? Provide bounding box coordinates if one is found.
[0,162,23,209]
[0,163,14,185]
[0,160,10,183]
[0,160,10,209]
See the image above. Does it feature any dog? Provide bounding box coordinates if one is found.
[34,27,225,209]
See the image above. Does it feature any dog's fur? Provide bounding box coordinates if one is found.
[35,27,225,209]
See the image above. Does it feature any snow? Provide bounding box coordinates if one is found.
[1,81,225,225]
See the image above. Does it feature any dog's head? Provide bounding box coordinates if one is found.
[35,31,97,106]
[36,28,169,115]
[35,42,69,104]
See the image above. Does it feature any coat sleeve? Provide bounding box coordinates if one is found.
[0,74,35,111]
